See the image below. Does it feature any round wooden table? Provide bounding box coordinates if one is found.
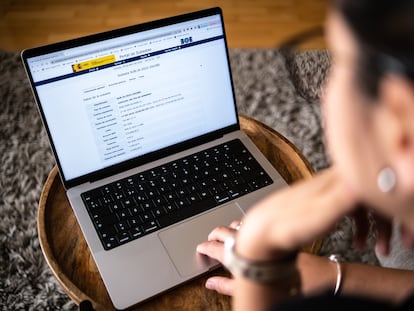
[37,114,321,310]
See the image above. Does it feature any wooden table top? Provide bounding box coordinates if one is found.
[37,114,321,310]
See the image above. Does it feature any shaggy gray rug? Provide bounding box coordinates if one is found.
[0,48,378,310]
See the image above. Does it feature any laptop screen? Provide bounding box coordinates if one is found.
[22,8,238,185]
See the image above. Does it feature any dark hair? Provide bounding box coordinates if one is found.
[331,0,414,97]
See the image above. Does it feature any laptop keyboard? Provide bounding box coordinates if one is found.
[81,139,273,250]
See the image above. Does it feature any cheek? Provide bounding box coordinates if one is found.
[322,68,371,189]
[323,68,357,161]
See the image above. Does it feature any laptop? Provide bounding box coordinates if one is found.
[21,7,288,310]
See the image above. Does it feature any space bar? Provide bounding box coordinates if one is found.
[157,197,218,228]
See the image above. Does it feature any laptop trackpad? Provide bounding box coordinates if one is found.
[158,203,244,278]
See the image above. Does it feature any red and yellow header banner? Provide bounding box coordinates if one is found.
[72,55,115,72]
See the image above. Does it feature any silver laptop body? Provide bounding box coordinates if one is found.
[21,7,287,310]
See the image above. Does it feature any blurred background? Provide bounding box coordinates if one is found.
[0,0,328,52]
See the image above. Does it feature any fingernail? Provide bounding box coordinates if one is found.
[205,279,216,290]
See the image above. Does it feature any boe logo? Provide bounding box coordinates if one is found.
[180,37,193,45]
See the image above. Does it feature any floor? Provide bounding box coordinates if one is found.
[0,0,328,51]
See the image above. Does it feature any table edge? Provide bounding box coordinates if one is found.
[37,166,100,307]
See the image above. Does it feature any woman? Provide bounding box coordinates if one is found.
[197,0,414,310]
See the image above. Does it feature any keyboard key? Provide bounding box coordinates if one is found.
[128,217,142,227]
[214,192,230,204]
[117,232,131,244]
[152,207,167,217]
[102,236,118,250]
[142,220,159,233]
[95,214,119,228]
[90,205,112,219]
[116,221,129,232]
[164,203,177,213]
[100,225,117,239]
[121,198,135,209]
[228,189,241,198]
[117,209,131,220]
[140,212,153,222]
[130,226,144,238]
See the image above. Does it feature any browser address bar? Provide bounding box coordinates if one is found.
[51,29,182,64]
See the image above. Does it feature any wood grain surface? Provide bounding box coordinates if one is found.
[1,0,327,51]
[37,114,321,310]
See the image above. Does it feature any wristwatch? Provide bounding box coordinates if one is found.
[223,236,298,284]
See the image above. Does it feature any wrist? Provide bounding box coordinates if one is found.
[223,235,299,285]
[234,215,288,262]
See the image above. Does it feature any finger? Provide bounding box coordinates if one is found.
[374,214,392,256]
[352,206,370,250]
[196,240,225,263]
[205,276,235,296]
[229,220,242,230]
[207,225,237,242]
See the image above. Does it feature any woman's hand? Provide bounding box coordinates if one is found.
[232,167,361,310]
[197,167,362,309]
[196,220,241,295]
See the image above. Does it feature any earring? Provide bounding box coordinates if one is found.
[377,167,397,193]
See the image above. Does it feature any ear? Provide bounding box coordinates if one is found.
[377,75,414,193]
